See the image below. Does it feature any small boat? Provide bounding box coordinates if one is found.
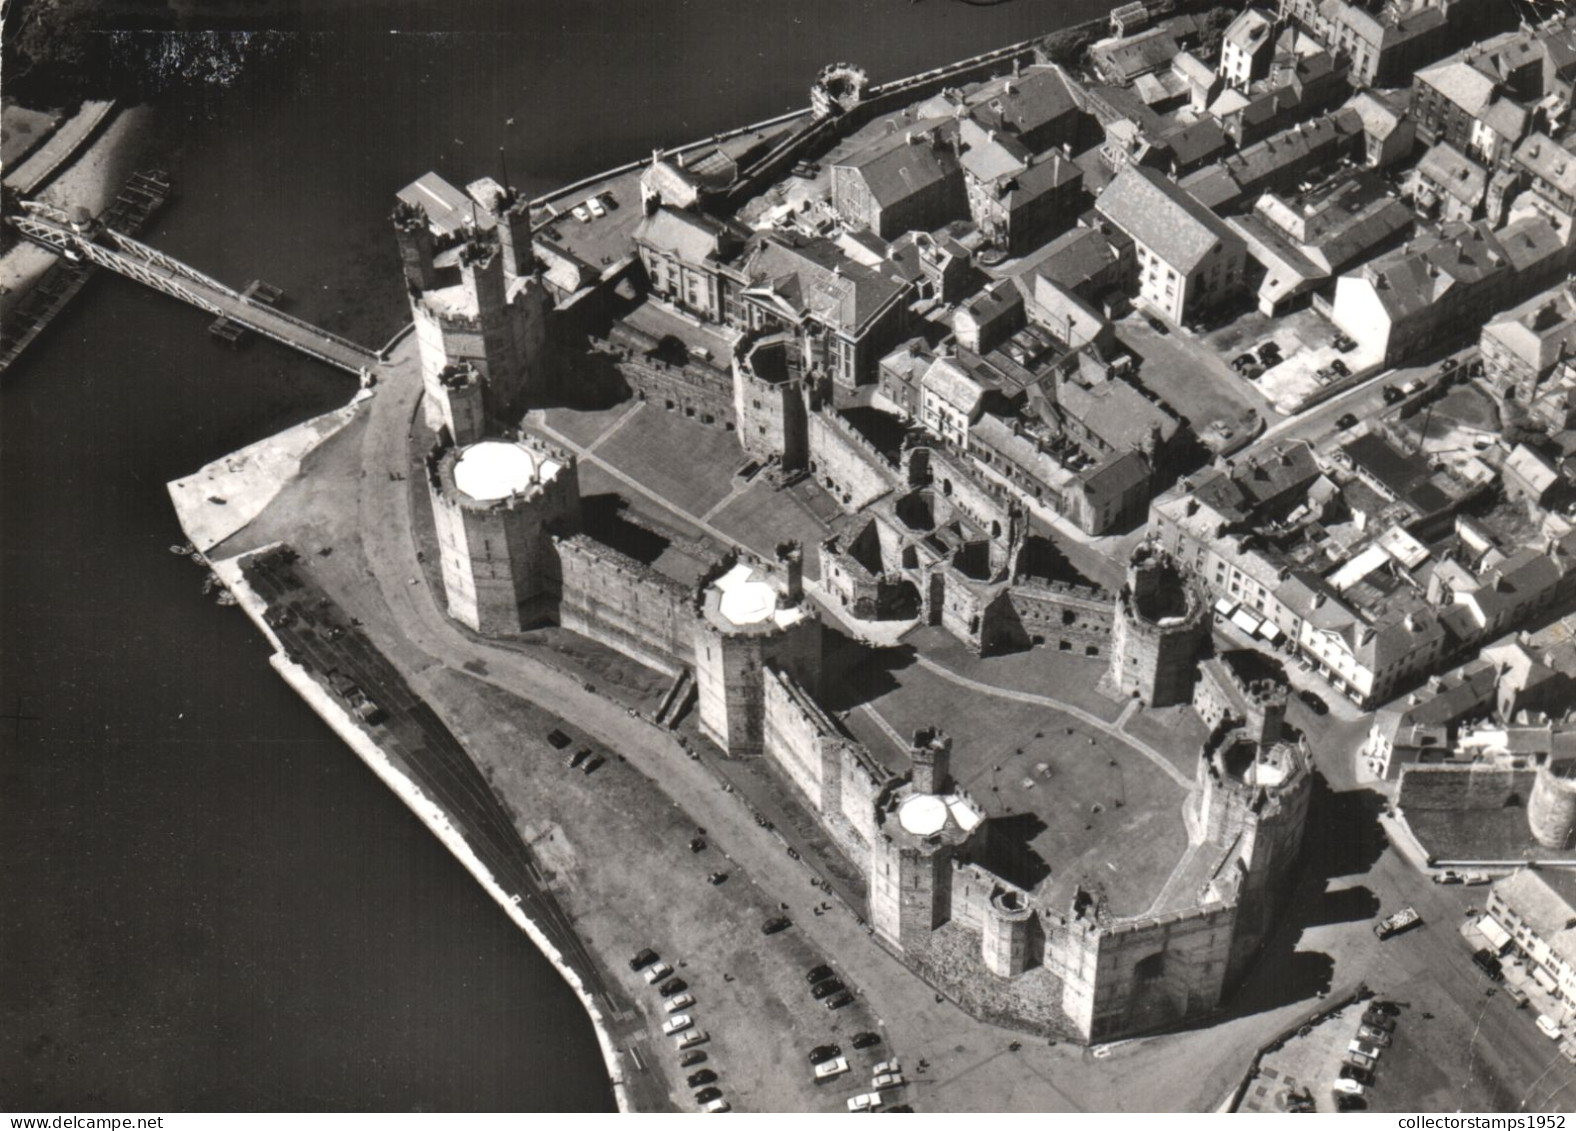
[216,591,238,607]
[168,544,190,555]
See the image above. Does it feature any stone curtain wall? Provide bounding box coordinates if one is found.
[555,534,695,676]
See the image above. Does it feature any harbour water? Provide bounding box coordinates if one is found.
[0,0,1110,1109]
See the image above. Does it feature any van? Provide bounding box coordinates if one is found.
[1537,1014,1563,1040]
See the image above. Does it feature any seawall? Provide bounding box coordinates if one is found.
[210,552,633,1112]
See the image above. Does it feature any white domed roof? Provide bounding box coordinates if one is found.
[898,794,949,836]
[454,441,536,501]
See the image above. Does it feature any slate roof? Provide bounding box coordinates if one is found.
[632,206,728,264]
[1095,165,1238,273]
[740,233,907,337]
[836,122,963,210]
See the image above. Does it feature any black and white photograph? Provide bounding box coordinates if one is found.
[6,0,1576,1117]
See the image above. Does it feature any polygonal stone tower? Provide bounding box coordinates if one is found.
[1530,760,1576,849]
[427,435,581,634]
[1111,546,1209,707]
[869,729,986,951]
[693,547,822,757]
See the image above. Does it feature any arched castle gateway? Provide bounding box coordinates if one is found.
[401,201,1312,1045]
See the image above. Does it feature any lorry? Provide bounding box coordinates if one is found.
[1374,906,1422,940]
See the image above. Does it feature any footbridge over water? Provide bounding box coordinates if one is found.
[12,202,382,376]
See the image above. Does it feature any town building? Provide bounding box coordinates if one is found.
[1094,165,1246,324]
[1480,279,1576,402]
[830,122,967,240]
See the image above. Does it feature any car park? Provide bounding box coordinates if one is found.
[659,977,687,996]
[694,1086,722,1104]
[814,1057,850,1081]
[806,964,834,984]
[812,979,845,1000]
[644,962,674,984]
[1538,1014,1563,1040]
[848,1093,882,1112]
[762,916,792,935]
[663,1014,694,1036]
[687,1069,716,1088]
[852,1031,882,1049]
[665,993,695,1013]
[630,948,659,971]
[827,991,855,1010]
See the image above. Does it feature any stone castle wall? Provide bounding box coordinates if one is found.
[555,534,695,676]
[1004,578,1115,655]
[600,323,737,430]
[912,444,1017,545]
[808,409,901,510]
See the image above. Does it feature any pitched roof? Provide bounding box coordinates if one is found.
[632,206,728,264]
[836,122,963,210]
[740,233,907,337]
[1494,870,1576,937]
[1095,165,1238,273]
[970,67,1082,148]
[1416,142,1488,207]
[1515,133,1576,199]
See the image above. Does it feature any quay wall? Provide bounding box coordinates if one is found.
[210,553,631,1112]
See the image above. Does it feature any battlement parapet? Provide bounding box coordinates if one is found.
[555,533,696,600]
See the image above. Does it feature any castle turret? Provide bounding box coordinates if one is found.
[492,187,534,280]
[1111,546,1209,707]
[1531,760,1576,849]
[427,435,581,634]
[693,557,822,756]
[983,885,1038,977]
[434,362,487,447]
[392,200,437,291]
[868,728,984,951]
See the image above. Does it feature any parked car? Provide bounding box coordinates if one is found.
[703,1098,730,1113]
[762,916,792,935]
[1145,315,1169,335]
[1369,1000,1401,1017]
[848,1093,882,1112]
[707,872,729,885]
[1538,1014,1563,1040]
[872,1060,901,1076]
[694,1086,722,1104]
[814,1056,851,1081]
[1349,1039,1385,1061]
[581,754,605,775]
[1506,984,1530,1007]
[663,1014,694,1036]
[687,1069,716,1088]
[1338,1095,1367,1112]
[873,1072,905,1088]
[547,729,572,749]
[674,1029,709,1050]
[1333,1078,1364,1097]
[567,748,590,769]
[851,1031,882,1050]
[659,977,687,996]
[1472,949,1503,981]
[806,965,834,985]
[629,948,659,972]
[1331,359,1350,377]
[1337,413,1358,430]
[812,979,845,1000]
[689,837,707,853]
[586,196,607,219]
[1382,384,1403,404]
[665,993,695,1013]
[1357,1025,1392,1047]
[571,205,591,223]
[643,962,674,984]
[1334,334,1356,352]
[1258,343,1282,364]
[1344,1050,1376,1071]
[1441,356,1460,372]
[1361,1010,1395,1033]
[809,1044,842,1064]
[1340,1064,1374,1086]
[679,1050,707,1068]
[1374,907,1422,940]
[1299,689,1329,716]
[827,991,855,1010]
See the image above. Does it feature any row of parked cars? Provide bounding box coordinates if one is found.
[631,947,728,1112]
[807,999,906,1112]
[1334,999,1401,1110]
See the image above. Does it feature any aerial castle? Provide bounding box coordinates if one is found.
[394,182,1310,1045]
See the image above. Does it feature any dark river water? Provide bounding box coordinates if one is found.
[1,0,1110,1110]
